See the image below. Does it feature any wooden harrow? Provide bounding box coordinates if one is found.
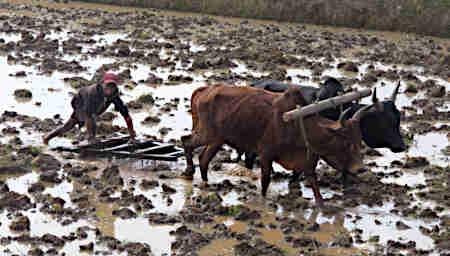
[53,135,184,162]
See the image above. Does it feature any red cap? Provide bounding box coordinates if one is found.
[103,73,119,85]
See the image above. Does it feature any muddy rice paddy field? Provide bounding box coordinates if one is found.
[0,0,449,255]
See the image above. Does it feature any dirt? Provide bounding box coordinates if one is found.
[0,0,448,255]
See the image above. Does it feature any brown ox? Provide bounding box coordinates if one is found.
[181,85,369,205]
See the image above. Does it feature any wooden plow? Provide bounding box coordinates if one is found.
[54,134,184,162]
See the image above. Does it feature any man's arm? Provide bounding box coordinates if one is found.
[86,115,97,143]
[111,96,136,138]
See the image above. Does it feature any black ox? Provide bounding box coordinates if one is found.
[238,78,406,169]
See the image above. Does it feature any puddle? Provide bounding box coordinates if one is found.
[0,32,21,43]
[2,172,39,195]
[198,239,238,256]
[114,217,178,256]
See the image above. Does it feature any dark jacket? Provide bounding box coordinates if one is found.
[71,84,129,125]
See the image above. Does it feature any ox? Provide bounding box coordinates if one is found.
[181,85,370,205]
[239,78,406,169]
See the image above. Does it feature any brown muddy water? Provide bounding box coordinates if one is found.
[0,0,449,256]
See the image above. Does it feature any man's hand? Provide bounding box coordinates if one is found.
[124,116,136,138]
[128,136,138,145]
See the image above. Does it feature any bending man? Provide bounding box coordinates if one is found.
[43,73,136,145]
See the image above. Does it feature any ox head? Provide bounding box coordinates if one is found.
[358,82,406,153]
[319,106,371,175]
[316,78,345,101]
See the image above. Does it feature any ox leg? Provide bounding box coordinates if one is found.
[290,171,302,183]
[340,169,360,186]
[199,143,222,182]
[260,157,274,198]
[305,168,324,207]
[234,150,243,163]
[244,152,257,169]
[181,134,199,178]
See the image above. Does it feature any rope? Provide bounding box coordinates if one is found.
[296,105,315,160]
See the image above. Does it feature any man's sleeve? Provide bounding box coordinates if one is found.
[111,96,130,117]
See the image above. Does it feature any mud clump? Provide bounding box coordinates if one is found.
[28,248,44,256]
[122,242,153,256]
[10,71,26,77]
[404,156,429,168]
[140,179,159,190]
[112,208,137,219]
[79,242,94,251]
[100,165,123,186]
[0,191,34,211]
[9,215,31,231]
[233,205,261,221]
[292,236,322,248]
[26,182,44,194]
[139,73,163,85]
[41,234,65,247]
[141,115,161,125]
[0,164,31,175]
[427,85,446,98]
[13,88,32,98]
[171,228,211,255]
[147,213,181,224]
[2,126,19,134]
[337,61,359,73]
[161,183,176,193]
[39,170,62,183]
[136,94,155,105]
[233,239,285,256]
[63,76,92,89]
[0,180,9,193]
[31,153,61,171]
[396,221,411,230]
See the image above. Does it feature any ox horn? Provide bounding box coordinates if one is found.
[372,88,384,112]
[391,81,401,103]
[338,107,353,128]
[351,104,373,122]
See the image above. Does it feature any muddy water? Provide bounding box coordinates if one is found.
[0,0,449,255]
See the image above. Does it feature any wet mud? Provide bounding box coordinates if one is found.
[0,0,448,255]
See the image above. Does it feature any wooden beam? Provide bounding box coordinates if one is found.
[282,88,372,122]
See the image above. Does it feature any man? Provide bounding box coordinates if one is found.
[43,73,136,145]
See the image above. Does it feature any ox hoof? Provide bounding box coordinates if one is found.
[341,172,361,186]
[179,171,194,181]
[314,202,325,209]
[199,181,209,189]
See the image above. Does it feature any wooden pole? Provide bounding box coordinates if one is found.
[283,88,372,122]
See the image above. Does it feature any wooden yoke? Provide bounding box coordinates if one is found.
[283,89,372,122]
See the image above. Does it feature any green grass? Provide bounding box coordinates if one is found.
[136,94,155,104]
[225,205,242,216]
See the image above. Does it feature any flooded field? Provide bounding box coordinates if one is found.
[0,0,448,255]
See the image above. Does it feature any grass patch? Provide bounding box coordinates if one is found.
[225,205,243,217]
[136,94,155,104]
